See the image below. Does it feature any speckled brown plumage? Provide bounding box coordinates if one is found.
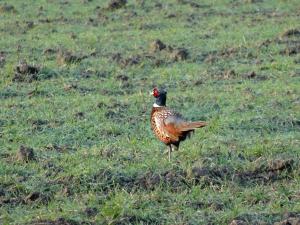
[150,88,207,161]
[151,106,206,147]
[150,106,174,145]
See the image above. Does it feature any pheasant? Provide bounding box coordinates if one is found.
[150,87,207,161]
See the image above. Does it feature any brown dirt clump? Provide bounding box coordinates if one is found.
[231,213,286,225]
[30,218,80,225]
[74,112,85,119]
[191,159,295,186]
[135,169,187,190]
[170,48,189,61]
[259,38,273,48]
[190,200,224,211]
[136,172,161,190]
[177,0,207,8]
[152,59,165,67]
[229,220,247,225]
[162,170,187,189]
[26,21,34,29]
[16,146,35,162]
[107,0,127,10]
[110,53,141,67]
[220,47,241,57]
[243,71,267,80]
[281,45,300,56]
[56,50,86,65]
[24,192,40,203]
[116,74,129,81]
[63,83,78,91]
[44,143,73,153]
[280,29,300,38]
[15,60,39,74]
[277,212,300,225]
[193,79,204,86]
[97,102,108,108]
[111,52,122,62]
[166,13,177,18]
[204,54,218,63]
[43,48,58,55]
[244,71,256,79]
[0,196,24,206]
[0,51,6,67]
[149,39,166,53]
[84,207,98,217]
[278,28,300,56]
[100,148,119,158]
[273,217,300,225]
[29,119,49,131]
[243,0,263,3]
[203,46,248,63]
[120,56,141,67]
[223,69,237,79]
[268,159,294,171]
[191,166,228,186]
[12,60,39,82]
[0,4,17,13]
[236,159,294,184]
[61,186,72,196]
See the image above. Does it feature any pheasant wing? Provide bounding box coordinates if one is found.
[163,114,187,141]
[164,113,207,138]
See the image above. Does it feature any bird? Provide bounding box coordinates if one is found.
[150,87,207,161]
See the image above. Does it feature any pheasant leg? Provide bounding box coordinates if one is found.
[168,145,172,162]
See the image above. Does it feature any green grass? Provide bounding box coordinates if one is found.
[0,0,299,224]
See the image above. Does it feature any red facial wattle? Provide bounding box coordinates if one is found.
[153,88,159,97]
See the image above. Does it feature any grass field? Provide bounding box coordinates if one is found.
[0,0,299,224]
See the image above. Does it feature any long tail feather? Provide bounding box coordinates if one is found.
[180,121,207,131]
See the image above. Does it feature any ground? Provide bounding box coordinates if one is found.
[0,0,299,224]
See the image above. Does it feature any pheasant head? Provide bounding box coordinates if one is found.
[152,87,167,107]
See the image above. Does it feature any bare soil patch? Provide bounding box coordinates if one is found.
[236,159,294,184]
[0,4,17,13]
[231,212,300,225]
[177,0,209,8]
[198,46,252,64]
[274,217,300,225]
[84,207,98,217]
[43,48,58,55]
[74,112,85,119]
[189,200,224,211]
[110,53,141,68]
[56,50,87,65]
[107,0,127,11]
[29,119,49,131]
[169,48,189,61]
[280,29,300,38]
[149,39,166,53]
[191,166,229,187]
[280,45,300,56]
[0,51,6,67]
[13,60,39,82]
[24,192,41,203]
[243,71,268,80]
[16,146,35,162]
[116,74,129,82]
[44,144,75,153]
[30,218,80,225]
[148,40,189,61]
[136,169,187,190]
